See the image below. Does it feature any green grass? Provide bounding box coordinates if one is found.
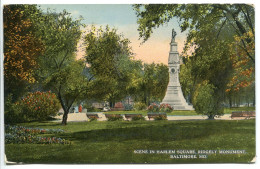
[223,107,255,114]
[5,119,255,164]
[105,107,255,116]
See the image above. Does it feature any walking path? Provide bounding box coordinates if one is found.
[53,113,245,122]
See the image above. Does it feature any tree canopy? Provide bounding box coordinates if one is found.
[84,26,134,107]
[4,5,44,101]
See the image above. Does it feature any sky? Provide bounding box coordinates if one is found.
[38,4,188,65]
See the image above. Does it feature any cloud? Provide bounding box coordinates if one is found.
[76,23,186,65]
[70,10,79,16]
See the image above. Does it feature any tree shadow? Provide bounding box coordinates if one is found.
[59,120,247,142]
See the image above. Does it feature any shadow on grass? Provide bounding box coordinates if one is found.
[59,120,255,143]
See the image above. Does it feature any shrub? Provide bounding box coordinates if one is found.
[148,103,173,113]
[193,81,224,119]
[131,115,145,121]
[85,106,101,112]
[4,94,28,124]
[147,103,160,113]
[88,116,98,122]
[107,114,123,121]
[21,91,61,121]
[154,114,167,121]
[159,104,173,113]
[123,103,133,111]
[134,102,147,110]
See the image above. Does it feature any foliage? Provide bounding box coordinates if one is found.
[84,25,133,106]
[3,5,44,101]
[193,81,224,119]
[180,39,233,117]
[107,115,123,121]
[84,26,169,107]
[130,63,169,105]
[153,114,168,121]
[179,63,194,103]
[226,31,255,92]
[147,103,160,113]
[5,125,64,134]
[5,125,69,144]
[133,102,147,111]
[122,103,133,111]
[134,4,254,61]
[131,115,145,121]
[147,103,173,113]
[159,104,173,113]
[35,10,86,125]
[44,61,89,125]
[85,106,101,112]
[4,95,27,124]
[88,116,98,122]
[5,91,60,123]
[20,91,60,121]
[84,25,132,79]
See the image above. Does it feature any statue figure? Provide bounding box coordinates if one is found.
[172,28,177,42]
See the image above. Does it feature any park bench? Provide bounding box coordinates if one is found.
[147,113,167,120]
[86,113,99,119]
[124,114,143,120]
[231,111,255,119]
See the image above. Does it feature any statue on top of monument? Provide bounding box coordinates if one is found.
[172,28,177,42]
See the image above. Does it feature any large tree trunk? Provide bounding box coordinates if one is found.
[62,110,69,125]
[208,114,215,120]
[57,92,70,125]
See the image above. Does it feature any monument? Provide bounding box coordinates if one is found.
[161,29,194,110]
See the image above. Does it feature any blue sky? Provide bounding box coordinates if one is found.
[40,4,137,25]
[38,4,187,64]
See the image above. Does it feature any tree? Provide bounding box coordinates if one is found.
[179,61,194,103]
[225,31,255,107]
[180,33,233,119]
[84,26,133,107]
[129,63,169,106]
[4,5,44,101]
[43,60,88,125]
[36,10,85,125]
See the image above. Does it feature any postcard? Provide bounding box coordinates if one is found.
[1,2,256,166]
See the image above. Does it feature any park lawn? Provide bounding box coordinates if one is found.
[223,107,255,114]
[5,119,255,164]
[105,107,255,116]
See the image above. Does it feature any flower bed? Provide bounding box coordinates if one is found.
[5,125,64,134]
[131,115,145,121]
[5,125,70,144]
[159,104,173,113]
[147,103,160,113]
[148,103,173,113]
